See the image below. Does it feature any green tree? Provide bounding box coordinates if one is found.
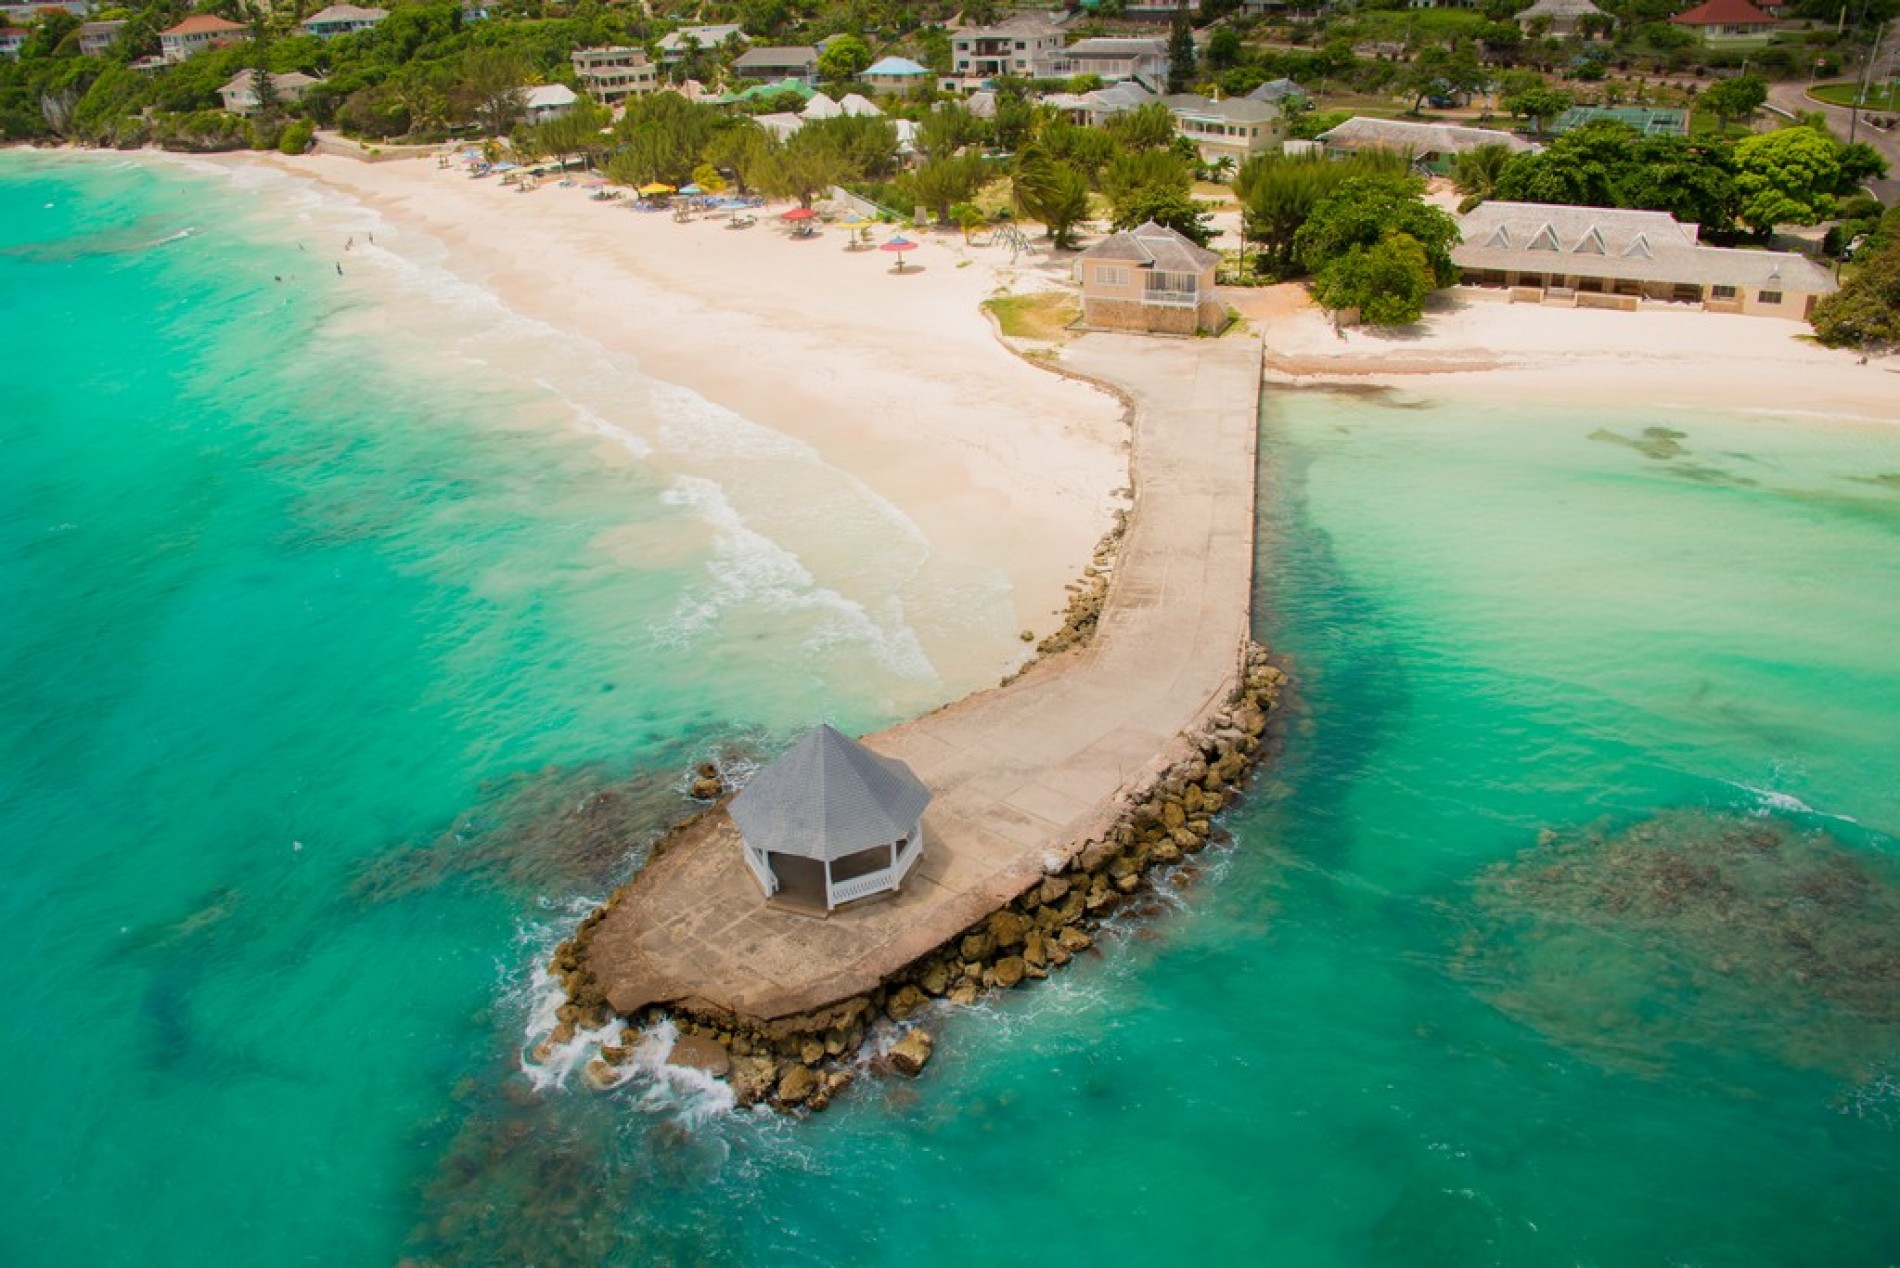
[1206,27,1243,72]
[916,100,981,162]
[1166,14,1197,94]
[1310,231,1438,325]
[703,118,772,193]
[1696,74,1766,132]
[613,92,720,186]
[1449,142,1515,210]
[1403,44,1485,115]
[758,124,853,207]
[903,153,987,223]
[1500,83,1572,135]
[1111,184,1216,246]
[1012,150,1092,248]
[1105,101,1178,152]
[461,48,526,136]
[1809,238,1900,348]
[1292,175,1460,286]
[1234,149,1408,277]
[817,34,872,83]
[1731,126,1842,236]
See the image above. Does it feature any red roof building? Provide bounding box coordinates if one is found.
[158,13,247,61]
[1670,0,1778,35]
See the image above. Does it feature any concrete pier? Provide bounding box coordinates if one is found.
[583,333,1264,1023]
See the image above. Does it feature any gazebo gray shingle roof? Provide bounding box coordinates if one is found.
[729,725,931,862]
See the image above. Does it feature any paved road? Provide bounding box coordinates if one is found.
[585,333,1264,1022]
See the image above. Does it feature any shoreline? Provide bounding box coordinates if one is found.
[1236,285,1900,425]
[225,149,1132,686]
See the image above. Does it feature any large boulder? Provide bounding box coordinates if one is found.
[989,909,1030,949]
[889,1029,934,1077]
[993,956,1027,988]
[777,1064,819,1106]
[668,1033,732,1079]
[731,1055,778,1105]
[886,984,929,1021]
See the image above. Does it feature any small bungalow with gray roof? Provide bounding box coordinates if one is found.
[730,724,932,912]
[1075,220,1225,335]
[657,23,745,62]
[734,46,820,86]
[1515,0,1612,35]
[1452,200,1838,318]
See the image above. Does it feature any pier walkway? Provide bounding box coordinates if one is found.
[585,333,1264,1022]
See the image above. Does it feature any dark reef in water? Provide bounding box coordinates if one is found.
[353,743,757,904]
[1458,809,1900,1079]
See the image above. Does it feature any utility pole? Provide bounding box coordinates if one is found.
[1848,15,1892,143]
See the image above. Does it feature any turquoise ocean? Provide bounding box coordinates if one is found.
[3,153,1898,1265]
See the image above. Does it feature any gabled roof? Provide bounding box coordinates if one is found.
[864,55,928,76]
[1165,93,1281,124]
[1671,0,1777,23]
[1078,220,1219,273]
[1516,0,1608,18]
[301,4,387,24]
[735,45,819,68]
[837,91,881,116]
[1065,36,1167,55]
[220,69,320,94]
[1246,77,1305,103]
[657,23,744,51]
[161,14,246,36]
[1317,116,1540,155]
[523,83,577,108]
[729,725,931,862]
[1452,201,1835,291]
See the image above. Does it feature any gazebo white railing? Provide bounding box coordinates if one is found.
[825,828,924,908]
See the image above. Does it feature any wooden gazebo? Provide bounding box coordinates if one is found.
[729,724,931,912]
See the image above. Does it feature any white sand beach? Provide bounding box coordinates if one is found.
[245,151,1128,674]
[1239,284,1899,424]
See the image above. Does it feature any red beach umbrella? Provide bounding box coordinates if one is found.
[880,235,919,273]
[780,207,817,221]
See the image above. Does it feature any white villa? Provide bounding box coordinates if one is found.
[219,70,320,115]
[1036,36,1169,89]
[1452,201,1839,318]
[729,725,932,913]
[158,13,246,62]
[943,15,1066,91]
[571,45,658,106]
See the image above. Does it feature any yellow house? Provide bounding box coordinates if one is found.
[1074,221,1225,336]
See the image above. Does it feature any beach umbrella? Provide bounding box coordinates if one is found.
[835,216,876,250]
[678,183,703,196]
[781,207,817,221]
[880,236,919,273]
[638,182,675,196]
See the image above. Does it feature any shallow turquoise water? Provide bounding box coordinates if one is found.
[5,155,1899,1265]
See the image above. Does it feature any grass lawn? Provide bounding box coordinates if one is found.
[983,292,1080,341]
[1810,79,1900,111]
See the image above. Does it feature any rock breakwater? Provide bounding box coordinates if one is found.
[545,644,1285,1113]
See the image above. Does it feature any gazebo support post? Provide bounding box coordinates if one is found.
[824,858,834,911]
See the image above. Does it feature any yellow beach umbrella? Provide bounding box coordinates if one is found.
[638,182,676,196]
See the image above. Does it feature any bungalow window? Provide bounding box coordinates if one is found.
[1712,285,1738,300]
[1758,289,1783,304]
[1097,265,1130,286]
